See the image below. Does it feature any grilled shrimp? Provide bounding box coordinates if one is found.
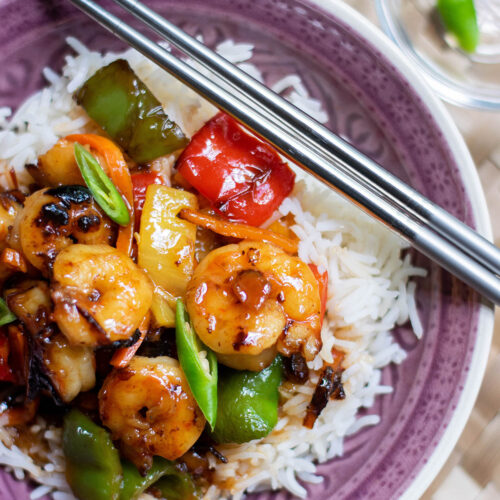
[51,244,153,347]
[27,139,84,187]
[43,333,95,402]
[0,191,23,244]
[0,191,25,282]
[99,356,205,471]
[5,279,95,402]
[18,186,116,273]
[186,241,322,370]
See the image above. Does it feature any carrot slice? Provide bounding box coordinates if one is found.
[65,134,135,256]
[179,209,298,254]
[110,313,150,369]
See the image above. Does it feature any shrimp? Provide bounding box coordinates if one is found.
[5,279,95,402]
[27,139,84,187]
[99,356,205,471]
[51,244,153,347]
[0,191,24,244]
[0,191,25,282]
[43,333,95,403]
[18,186,116,273]
[186,241,322,370]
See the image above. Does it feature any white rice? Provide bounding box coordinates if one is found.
[0,38,426,499]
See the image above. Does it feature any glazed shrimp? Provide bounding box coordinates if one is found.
[186,241,322,370]
[27,139,84,187]
[0,191,25,282]
[99,356,205,471]
[5,279,95,402]
[18,186,116,273]
[51,244,153,347]
[0,191,23,245]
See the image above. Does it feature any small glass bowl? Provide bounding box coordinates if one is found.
[375,0,500,110]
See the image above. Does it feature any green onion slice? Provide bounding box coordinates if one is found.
[0,298,16,327]
[175,300,218,430]
[74,143,130,226]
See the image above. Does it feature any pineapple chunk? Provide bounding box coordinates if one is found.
[138,185,198,326]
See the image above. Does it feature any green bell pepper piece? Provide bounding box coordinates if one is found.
[437,0,479,53]
[153,472,201,500]
[63,409,122,500]
[120,458,191,500]
[210,356,283,444]
[75,59,188,163]
[175,300,218,429]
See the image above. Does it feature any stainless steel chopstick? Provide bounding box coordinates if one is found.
[111,0,500,276]
[68,0,500,304]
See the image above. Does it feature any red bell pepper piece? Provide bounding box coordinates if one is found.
[0,330,14,383]
[177,112,295,226]
[131,172,163,228]
[309,264,328,326]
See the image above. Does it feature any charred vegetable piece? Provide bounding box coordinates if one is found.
[75,59,188,163]
[283,353,309,384]
[175,300,218,429]
[303,350,345,429]
[120,458,197,500]
[437,0,479,53]
[177,112,295,226]
[74,143,130,226]
[210,356,283,444]
[63,409,122,500]
[0,298,16,327]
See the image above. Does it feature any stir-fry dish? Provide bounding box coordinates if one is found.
[0,59,345,500]
[0,36,427,499]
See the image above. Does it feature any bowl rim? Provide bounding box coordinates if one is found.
[307,0,494,498]
[0,1,493,498]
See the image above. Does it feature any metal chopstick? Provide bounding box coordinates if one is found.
[111,0,500,276]
[68,0,500,304]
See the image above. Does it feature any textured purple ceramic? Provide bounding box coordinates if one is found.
[0,0,488,499]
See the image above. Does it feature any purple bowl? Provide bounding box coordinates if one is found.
[0,1,493,499]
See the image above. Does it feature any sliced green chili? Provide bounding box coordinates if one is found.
[0,298,16,327]
[74,143,130,226]
[437,0,479,53]
[175,299,218,430]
